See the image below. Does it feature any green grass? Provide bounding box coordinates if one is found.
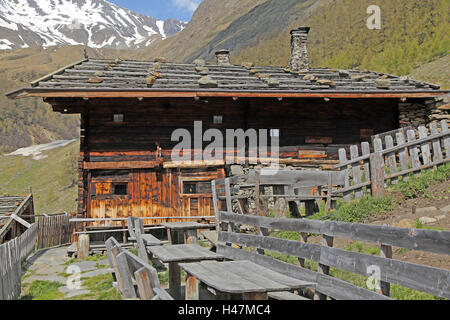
[0,140,79,214]
[327,196,394,223]
[21,280,65,300]
[390,163,450,199]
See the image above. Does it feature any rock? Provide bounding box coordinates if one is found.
[241,62,254,69]
[230,165,244,176]
[394,219,415,229]
[154,57,168,63]
[255,73,269,79]
[435,214,447,221]
[88,77,103,83]
[438,104,450,111]
[419,217,437,224]
[149,71,161,78]
[303,74,316,81]
[266,78,280,87]
[440,205,450,213]
[375,78,391,89]
[152,62,162,69]
[198,76,218,88]
[338,70,350,77]
[193,59,205,66]
[146,75,157,86]
[316,79,336,87]
[195,66,209,75]
[416,206,437,214]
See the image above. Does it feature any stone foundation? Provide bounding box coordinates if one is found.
[398,96,449,128]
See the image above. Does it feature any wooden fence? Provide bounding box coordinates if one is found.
[218,211,450,300]
[36,214,74,250]
[334,120,450,202]
[0,223,38,300]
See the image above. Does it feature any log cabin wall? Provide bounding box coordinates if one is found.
[56,96,401,222]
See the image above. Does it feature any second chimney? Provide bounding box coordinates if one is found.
[215,49,231,66]
[289,26,310,71]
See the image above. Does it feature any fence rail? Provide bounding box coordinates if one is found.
[0,223,37,300]
[334,120,450,202]
[218,211,450,299]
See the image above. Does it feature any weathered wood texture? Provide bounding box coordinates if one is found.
[105,237,173,300]
[85,167,225,227]
[334,120,450,202]
[0,223,37,300]
[0,194,35,243]
[36,214,73,250]
[70,96,400,223]
[218,211,450,299]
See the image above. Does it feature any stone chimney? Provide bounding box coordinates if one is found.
[215,49,231,66]
[289,26,310,71]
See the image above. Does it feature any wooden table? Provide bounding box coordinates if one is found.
[148,244,224,299]
[160,222,212,244]
[179,260,314,300]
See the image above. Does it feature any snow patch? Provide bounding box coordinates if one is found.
[5,139,77,160]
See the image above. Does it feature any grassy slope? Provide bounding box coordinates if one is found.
[0,140,79,214]
[232,0,449,87]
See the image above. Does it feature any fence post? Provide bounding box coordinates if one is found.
[378,244,392,297]
[77,234,89,259]
[315,234,334,300]
[370,152,385,199]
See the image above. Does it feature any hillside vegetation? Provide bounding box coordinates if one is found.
[0,140,78,214]
[233,0,449,78]
[143,0,449,87]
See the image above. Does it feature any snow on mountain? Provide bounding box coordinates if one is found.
[0,0,187,50]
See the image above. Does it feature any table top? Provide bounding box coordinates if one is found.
[179,260,314,294]
[148,244,224,263]
[160,221,210,230]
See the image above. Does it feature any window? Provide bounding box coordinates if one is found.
[183,183,197,194]
[113,114,124,122]
[113,183,128,195]
[270,129,280,137]
[213,115,223,124]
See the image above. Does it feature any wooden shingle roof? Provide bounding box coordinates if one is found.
[6,58,448,99]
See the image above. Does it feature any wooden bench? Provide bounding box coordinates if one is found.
[105,236,173,300]
[127,217,162,246]
[216,211,450,300]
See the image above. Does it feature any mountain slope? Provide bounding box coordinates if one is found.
[140,0,269,62]
[0,45,136,154]
[0,140,79,214]
[0,0,186,50]
[233,0,449,81]
[144,0,448,90]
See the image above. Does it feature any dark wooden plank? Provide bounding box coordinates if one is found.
[220,212,450,255]
[179,261,264,294]
[220,211,323,234]
[217,245,388,300]
[218,231,322,262]
[268,291,309,300]
[148,244,223,263]
[319,246,450,298]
